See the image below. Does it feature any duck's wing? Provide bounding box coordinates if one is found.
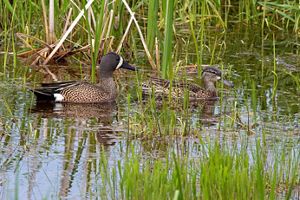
[30,81,81,101]
[175,82,203,93]
[142,77,201,97]
[39,81,78,88]
[149,77,203,92]
[142,76,212,101]
[141,77,170,95]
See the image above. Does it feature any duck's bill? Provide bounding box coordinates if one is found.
[222,79,234,88]
[121,61,137,71]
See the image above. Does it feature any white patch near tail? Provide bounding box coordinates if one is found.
[116,56,123,69]
[54,93,64,102]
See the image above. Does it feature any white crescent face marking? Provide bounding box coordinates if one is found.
[54,93,64,102]
[116,56,123,69]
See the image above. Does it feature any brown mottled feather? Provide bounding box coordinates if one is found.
[142,79,213,101]
[142,67,232,101]
[59,82,115,103]
[31,52,136,103]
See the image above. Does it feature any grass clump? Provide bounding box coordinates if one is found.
[95,138,299,200]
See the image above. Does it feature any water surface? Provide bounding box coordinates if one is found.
[0,30,299,199]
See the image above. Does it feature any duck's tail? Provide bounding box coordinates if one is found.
[30,88,55,101]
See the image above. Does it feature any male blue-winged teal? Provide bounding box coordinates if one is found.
[32,52,136,103]
[142,67,234,100]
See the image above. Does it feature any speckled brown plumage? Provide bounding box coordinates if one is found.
[59,82,116,103]
[142,67,233,101]
[31,52,136,103]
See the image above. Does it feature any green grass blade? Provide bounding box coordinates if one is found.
[146,0,158,53]
[161,0,174,79]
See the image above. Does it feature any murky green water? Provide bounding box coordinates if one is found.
[0,31,299,199]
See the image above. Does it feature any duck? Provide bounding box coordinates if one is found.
[31,52,137,103]
[142,67,233,101]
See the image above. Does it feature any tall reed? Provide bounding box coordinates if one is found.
[89,0,106,83]
[161,0,175,79]
[146,0,158,54]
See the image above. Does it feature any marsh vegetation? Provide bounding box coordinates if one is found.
[0,0,299,199]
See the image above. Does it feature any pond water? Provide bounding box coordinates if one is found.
[0,30,299,199]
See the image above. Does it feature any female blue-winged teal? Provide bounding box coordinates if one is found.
[32,52,136,103]
[142,67,233,100]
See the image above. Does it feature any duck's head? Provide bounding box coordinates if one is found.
[201,67,234,87]
[99,52,137,77]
